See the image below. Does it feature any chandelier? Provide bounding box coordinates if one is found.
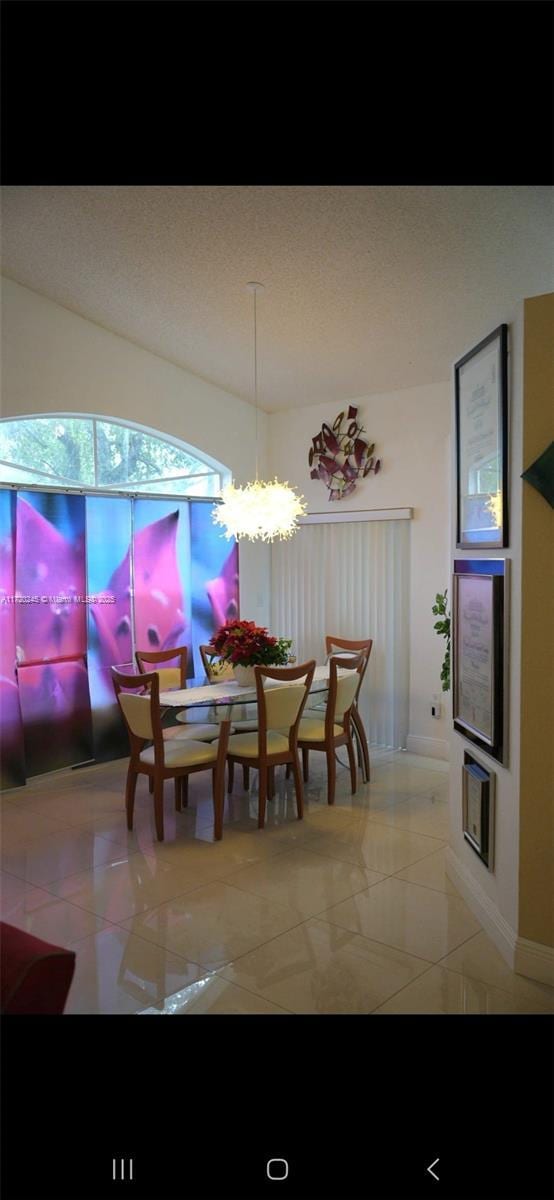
[213,282,306,542]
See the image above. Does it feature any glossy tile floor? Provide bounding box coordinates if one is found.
[2,749,553,1016]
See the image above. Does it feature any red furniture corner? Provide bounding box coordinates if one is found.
[1,922,76,1014]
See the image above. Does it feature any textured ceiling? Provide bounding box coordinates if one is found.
[1,185,552,411]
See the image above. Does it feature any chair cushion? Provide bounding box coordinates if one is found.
[227,731,289,759]
[163,723,219,741]
[154,667,182,689]
[334,673,360,720]
[297,718,343,742]
[140,740,219,767]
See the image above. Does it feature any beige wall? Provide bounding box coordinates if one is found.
[268,384,452,756]
[0,277,271,627]
[519,293,554,946]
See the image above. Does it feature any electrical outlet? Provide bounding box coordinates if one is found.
[431,697,442,719]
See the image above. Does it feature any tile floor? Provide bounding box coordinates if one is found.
[2,749,553,1016]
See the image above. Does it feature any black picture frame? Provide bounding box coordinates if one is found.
[455,323,509,549]
[462,751,495,869]
[452,559,508,764]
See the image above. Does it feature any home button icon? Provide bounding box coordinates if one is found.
[267,1158,289,1181]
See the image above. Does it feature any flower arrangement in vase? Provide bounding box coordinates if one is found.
[209,620,292,686]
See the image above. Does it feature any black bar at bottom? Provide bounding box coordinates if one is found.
[2,1016,552,1200]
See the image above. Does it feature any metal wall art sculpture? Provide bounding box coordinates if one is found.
[308,406,382,501]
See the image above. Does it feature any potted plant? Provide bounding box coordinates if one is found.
[432,589,451,692]
[209,620,292,686]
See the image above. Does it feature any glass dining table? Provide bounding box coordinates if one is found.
[159,664,369,781]
[159,662,333,713]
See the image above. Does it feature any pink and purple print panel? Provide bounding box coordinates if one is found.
[18,658,93,777]
[0,490,26,787]
[86,496,132,668]
[0,489,240,784]
[86,496,133,760]
[88,663,133,762]
[190,501,239,678]
[133,500,193,672]
[15,492,87,665]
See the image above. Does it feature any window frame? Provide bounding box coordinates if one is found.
[0,412,230,498]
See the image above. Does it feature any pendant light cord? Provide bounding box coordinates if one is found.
[253,286,259,481]
[246,280,264,481]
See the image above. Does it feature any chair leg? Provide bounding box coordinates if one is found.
[153,776,164,841]
[302,747,310,783]
[346,736,357,795]
[268,766,275,800]
[285,763,292,780]
[181,774,189,807]
[227,759,234,794]
[291,755,304,820]
[326,746,336,806]
[355,728,363,769]
[125,768,138,830]
[149,776,154,794]
[242,764,250,791]
[258,767,267,829]
[352,708,370,782]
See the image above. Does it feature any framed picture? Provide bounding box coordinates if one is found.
[452,559,509,764]
[462,752,495,869]
[455,324,508,548]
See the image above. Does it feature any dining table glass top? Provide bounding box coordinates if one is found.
[159,663,337,710]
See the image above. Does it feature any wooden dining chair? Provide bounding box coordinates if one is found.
[297,654,364,806]
[112,667,230,842]
[301,639,373,783]
[135,646,219,743]
[324,636,373,782]
[200,642,259,793]
[225,660,316,829]
[198,644,234,685]
[199,644,259,733]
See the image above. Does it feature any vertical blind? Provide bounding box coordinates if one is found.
[271,519,411,748]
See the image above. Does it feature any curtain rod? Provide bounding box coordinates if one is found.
[299,507,413,524]
[0,482,221,503]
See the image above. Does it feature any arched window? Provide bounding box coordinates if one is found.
[0,413,229,496]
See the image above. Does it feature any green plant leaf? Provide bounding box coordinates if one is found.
[432,590,451,691]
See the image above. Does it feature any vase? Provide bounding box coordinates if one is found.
[233,664,256,687]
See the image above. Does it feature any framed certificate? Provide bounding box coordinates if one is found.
[462,752,495,869]
[452,559,508,764]
[455,324,508,548]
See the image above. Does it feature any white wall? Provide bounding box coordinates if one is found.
[446,305,523,945]
[0,278,271,627]
[446,297,554,985]
[268,384,452,757]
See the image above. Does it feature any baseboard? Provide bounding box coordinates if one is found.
[514,937,554,987]
[406,735,449,761]
[445,848,517,969]
[445,849,554,985]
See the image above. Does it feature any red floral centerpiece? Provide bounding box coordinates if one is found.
[209,620,291,686]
